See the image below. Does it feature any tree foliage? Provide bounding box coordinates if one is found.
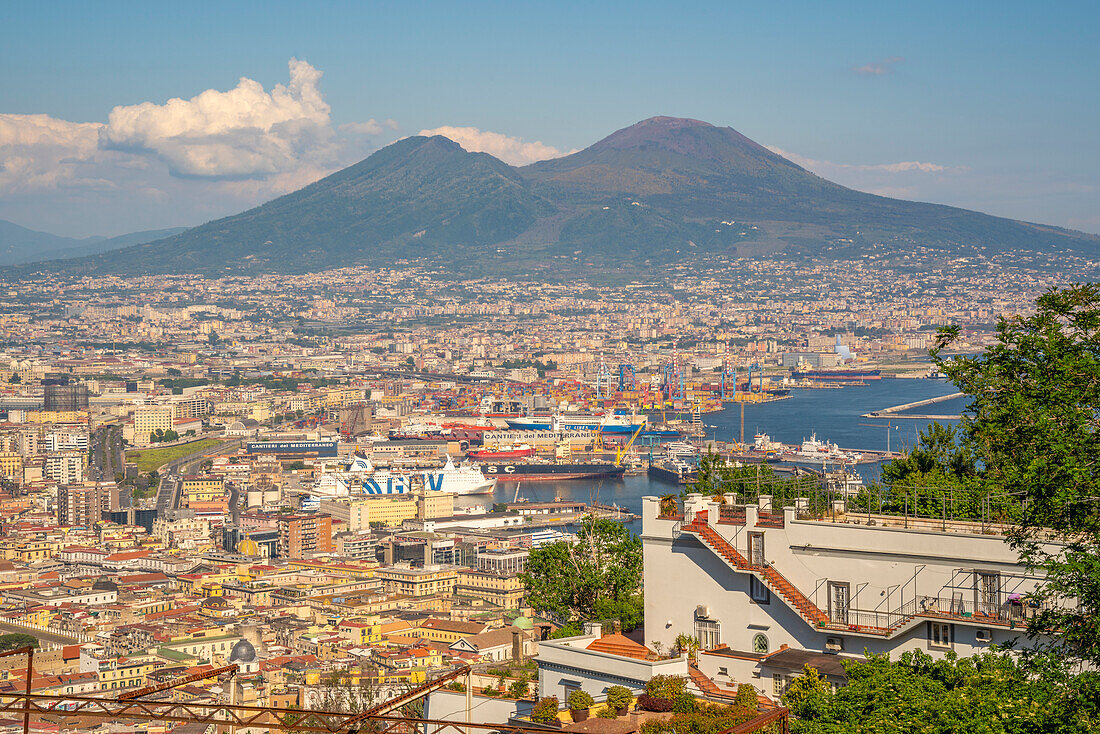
[785,651,1100,734]
[520,515,642,625]
[0,634,38,653]
[934,283,1100,665]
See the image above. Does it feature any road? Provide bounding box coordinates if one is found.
[88,425,124,482]
[155,438,242,517]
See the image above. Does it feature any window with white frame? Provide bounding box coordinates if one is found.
[695,617,720,650]
[772,673,784,696]
[929,621,952,649]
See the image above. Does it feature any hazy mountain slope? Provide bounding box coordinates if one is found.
[0,221,188,266]
[67,136,556,274]
[27,117,1100,275]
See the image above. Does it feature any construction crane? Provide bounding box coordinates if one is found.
[617,363,637,392]
[615,422,646,466]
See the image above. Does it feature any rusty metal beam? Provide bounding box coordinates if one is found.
[0,692,556,734]
[119,663,238,701]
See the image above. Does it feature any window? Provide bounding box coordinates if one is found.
[748,533,765,566]
[828,582,850,625]
[976,572,1001,615]
[752,633,769,654]
[772,673,784,695]
[929,621,952,649]
[750,577,770,604]
[695,618,720,650]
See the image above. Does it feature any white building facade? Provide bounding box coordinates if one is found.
[642,493,1052,700]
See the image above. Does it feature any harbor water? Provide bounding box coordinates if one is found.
[454,379,964,531]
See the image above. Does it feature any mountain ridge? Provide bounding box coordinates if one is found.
[17,117,1100,275]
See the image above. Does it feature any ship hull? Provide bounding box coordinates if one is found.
[475,462,626,481]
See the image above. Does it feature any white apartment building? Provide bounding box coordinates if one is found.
[45,451,85,484]
[45,429,89,453]
[642,493,1052,701]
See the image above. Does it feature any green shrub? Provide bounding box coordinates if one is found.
[671,693,696,713]
[645,675,688,700]
[734,683,758,711]
[481,686,498,697]
[568,689,595,710]
[606,685,633,711]
[531,697,560,723]
[596,706,619,719]
[509,679,531,698]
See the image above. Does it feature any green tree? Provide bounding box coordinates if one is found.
[934,284,1100,665]
[0,634,38,652]
[521,515,642,624]
[786,650,1100,734]
[780,666,828,720]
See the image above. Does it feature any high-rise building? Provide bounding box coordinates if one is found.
[276,513,333,558]
[44,452,84,484]
[57,483,118,527]
[44,383,89,412]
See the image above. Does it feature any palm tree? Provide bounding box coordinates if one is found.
[659,493,678,516]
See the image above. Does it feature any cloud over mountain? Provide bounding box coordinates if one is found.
[416,125,571,166]
[99,58,337,179]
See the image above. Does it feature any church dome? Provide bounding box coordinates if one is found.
[91,577,119,592]
[228,638,257,663]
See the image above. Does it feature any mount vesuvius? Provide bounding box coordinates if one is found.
[29,117,1100,275]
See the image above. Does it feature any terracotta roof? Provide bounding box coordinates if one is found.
[585,633,652,661]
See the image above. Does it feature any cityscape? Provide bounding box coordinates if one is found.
[0,3,1096,734]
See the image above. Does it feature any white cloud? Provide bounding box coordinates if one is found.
[99,58,337,179]
[0,113,105,192]
[851,56,905,76]
[340,119,398,136]
[765,146,951,175]
[417,125,571,166]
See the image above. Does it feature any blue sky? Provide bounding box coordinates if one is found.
[1,0,1097,237]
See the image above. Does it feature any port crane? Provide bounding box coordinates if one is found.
[615,422,646,466]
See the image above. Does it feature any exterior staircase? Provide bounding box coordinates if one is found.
[682,519,828,625]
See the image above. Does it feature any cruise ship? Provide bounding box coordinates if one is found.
[315,456,496,496]
[505,411,645,434]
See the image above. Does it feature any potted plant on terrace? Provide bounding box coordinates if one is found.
[568,690,595,722]
[606,686,632,716]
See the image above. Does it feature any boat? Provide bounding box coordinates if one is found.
[791,369,882,382]
[474,461,626,481]
[781,433,863,464]
[664,441,698,457]
[752,433,784,454]
[467,443,537,460]
[505,411,646,434]
[315,456,496,496]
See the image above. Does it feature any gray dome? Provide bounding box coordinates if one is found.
[228,638,257,663]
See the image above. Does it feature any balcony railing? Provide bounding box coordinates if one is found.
[819,593,1050,633]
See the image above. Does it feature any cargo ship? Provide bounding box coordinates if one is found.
[467,443,537,460]
[791,369,882,382]
[475,461,626,481]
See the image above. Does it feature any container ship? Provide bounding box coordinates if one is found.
[466,443,537,460]
[791,369,882,382]
[475,461,626,481]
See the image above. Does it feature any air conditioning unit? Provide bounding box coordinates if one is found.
[976,628,992,642]
[825,637,843,652]
[695,605,711,619]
